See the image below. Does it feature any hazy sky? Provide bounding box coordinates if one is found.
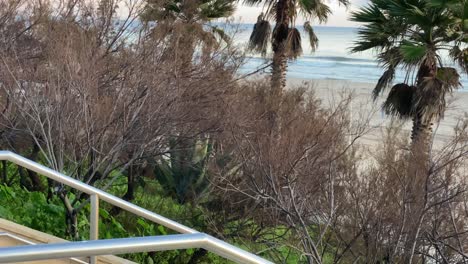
[233,0,368,27]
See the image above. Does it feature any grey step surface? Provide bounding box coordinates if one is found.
[0,218,136,264]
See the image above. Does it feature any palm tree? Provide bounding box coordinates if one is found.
[351,0,466,159]
[246,0,349,98]
[351,0,466,261]
[142,0,235,68]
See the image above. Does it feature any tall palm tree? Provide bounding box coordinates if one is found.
[351,0,466,158]
[351,0,466,261]
[142,0,235,68]
[246,0,349,98]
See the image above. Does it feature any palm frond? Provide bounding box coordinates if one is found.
[272,23,289,52]
[350,3,386,24]
[383,83,414,118]
[416,56,437,83]
[388,0,432,26]
[248,13,271,56]
[296,0,330,21]
[311,1,331,23]
[399,41,427,64]
[437,67,462,90]
[412,77,450,123]
[200,0,236,19]
[286,27,302,59]
[297,0,314,16]
[371,47,404,99]
[303,21,318,52]
[350,1,407,53]
[373,67,395,100]
[337,0,350,7]
[210,25,231,45]
[263,1,277,21]
[242,0,264,6]
[449,46,468,74]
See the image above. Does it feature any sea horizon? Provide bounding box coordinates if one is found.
[220,23,468,91]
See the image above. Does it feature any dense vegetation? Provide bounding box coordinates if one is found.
[0,0,466,263]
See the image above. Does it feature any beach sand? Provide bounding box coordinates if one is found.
[287,78,468,152]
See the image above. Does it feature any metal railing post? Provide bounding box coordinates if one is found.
[90,194,99,264]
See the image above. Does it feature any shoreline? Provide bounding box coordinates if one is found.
[287,77,468,92]
[285,77,468,151]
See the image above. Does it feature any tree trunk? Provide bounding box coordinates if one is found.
[65,209,79,240]
[271,43,288,99]
[123,165,137,201]
[17,144,46,191]
[165,22,196,77]
[1,160,7,183]
[27,143,46,192]
[18,166,33,190]
[271,0,289,97]
[410,114,433,160]
[403,59,437,263]
[403,118,433,264]
[269,0,289,133]
[59,192,80,240]
[111,164,139,215]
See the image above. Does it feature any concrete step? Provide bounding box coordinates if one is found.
[0,218,136,264]
[0,232,87,264]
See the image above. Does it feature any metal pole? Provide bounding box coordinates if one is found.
[0,235,274,264]
[90,194,99,264]
[0,234,206,263]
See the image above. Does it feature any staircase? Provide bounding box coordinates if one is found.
[0,218,134,264]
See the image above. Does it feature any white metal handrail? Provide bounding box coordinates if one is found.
[0,232,88,264]
[0,151,273,264]
[0,234,268,263]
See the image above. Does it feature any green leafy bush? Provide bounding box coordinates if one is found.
[0,184,66,236]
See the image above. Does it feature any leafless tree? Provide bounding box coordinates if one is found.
[0,0,240,239]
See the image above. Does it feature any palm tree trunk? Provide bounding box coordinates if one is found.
[404,60,437,263]
[269,0,289,132]
[410,113,433,169]
[269,48,287,132]
[271,45,288,99]
[410,57,437,155]
[403,116,433,263]
[170,23,196,75]
[271,0,289,95]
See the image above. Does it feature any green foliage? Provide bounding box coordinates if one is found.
[155,137,212,204]
[399,41,427,64]
[0,184,129,241]
[105,178,230,263]
[141,0,234,51]
[0,176,320,263]
[142,0,235,22]
[0,184,66,236]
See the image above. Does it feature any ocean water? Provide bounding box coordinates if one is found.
[229,24,468,90]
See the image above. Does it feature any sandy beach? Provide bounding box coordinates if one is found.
[287,78,468,152]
